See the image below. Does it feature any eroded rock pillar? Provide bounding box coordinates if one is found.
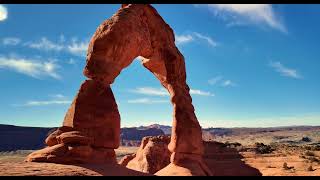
[26,80,120,164]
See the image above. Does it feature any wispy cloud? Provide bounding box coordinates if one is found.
[127,98,168,104]
[175,32,217,47]
[208,76,223,85]
[14,94,71,107]
[49,94,66,99]
[25,37,64,52]
[190,89,214,96]
[130,87,169,96]
[175,35,194,45]
[20,100,71,107]
[197,4,286,33]
[193,32,217,47]
[269,61,302,79]
[0,5,8,21]
[67,39,88,57]
[2,37,21,46]
[208,76,237,87]
[24,36,89,57]
[222,80,237,87]
[0,55,60,79]
[130,87,214,97]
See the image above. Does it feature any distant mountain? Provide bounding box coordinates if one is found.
[121,127,164,141]
[0,124,165,151]
[0,124,55,151]
[1,124,320,151]
[138,124,172,135]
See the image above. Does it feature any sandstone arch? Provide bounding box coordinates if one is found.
[27,4,210,176]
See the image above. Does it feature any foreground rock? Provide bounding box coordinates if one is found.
[120,136,171,174]
[120,136,212,176]
[26,80,120,164]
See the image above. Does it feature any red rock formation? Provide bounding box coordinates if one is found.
[26,80,120,163]
[119,153,136,167]
[84,3,204,161]
[121,136,171,174]
[121,136,212,176]
[27,4,210,176]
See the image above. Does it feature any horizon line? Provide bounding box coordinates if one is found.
[1,123,320,129]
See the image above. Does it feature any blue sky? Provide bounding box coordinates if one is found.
[0,4,319,128]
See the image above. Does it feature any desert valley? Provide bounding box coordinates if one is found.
[0,124,320,176]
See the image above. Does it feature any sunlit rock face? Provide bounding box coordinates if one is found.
[27,4,210,176]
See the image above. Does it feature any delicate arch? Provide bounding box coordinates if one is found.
[84,4,203,157]
[27,4,209,175]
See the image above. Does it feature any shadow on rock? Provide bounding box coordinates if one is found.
[76,163,153,176]
[204,141,262,176]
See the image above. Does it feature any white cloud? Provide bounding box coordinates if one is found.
[175,35,194,45]
[200,4,286,33]
[175,32,217,47]
[130,87,214,97]
[2,37,21,46]
[17,100,71,107]
[0,56,60,79]
[269,61,302,79]
[208,76,223,85]
[190,89,214,96]
[193,32,217,47]
[128,98,168,104]
[130,87,169,96]
[49,94,66,99]
[24,36,89,57]
[67,39,88,57]
[25,37,64,51]
[209,76,237,87]
[222,80,237,87]
[14,94,71,107]
[0,5,8,21]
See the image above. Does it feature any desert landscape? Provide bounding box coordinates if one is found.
[1,3,320,176]
[0,124,319,176]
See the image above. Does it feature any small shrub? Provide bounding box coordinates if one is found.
[311,145,320,151]
[267,165,276,168]
[302,137,312,142]
[308,157,320,163]
[255,143,273,154]
[283,162,294,170]
[304,146,312,151]
[307,165,314,171]
[305,151,315,156]
[224,142,242,149]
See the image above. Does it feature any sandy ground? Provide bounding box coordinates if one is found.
[243,152,320,176]
[1,142,319,176]
[0,147,147,176]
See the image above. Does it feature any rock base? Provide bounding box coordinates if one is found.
[26,144,116,164]
[120,135,212,176]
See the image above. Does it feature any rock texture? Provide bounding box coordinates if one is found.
[27,4,209,175]
[122,136,171,174]
[84,3,204,164]
[26,80,120,164]
[121,136,212,176]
